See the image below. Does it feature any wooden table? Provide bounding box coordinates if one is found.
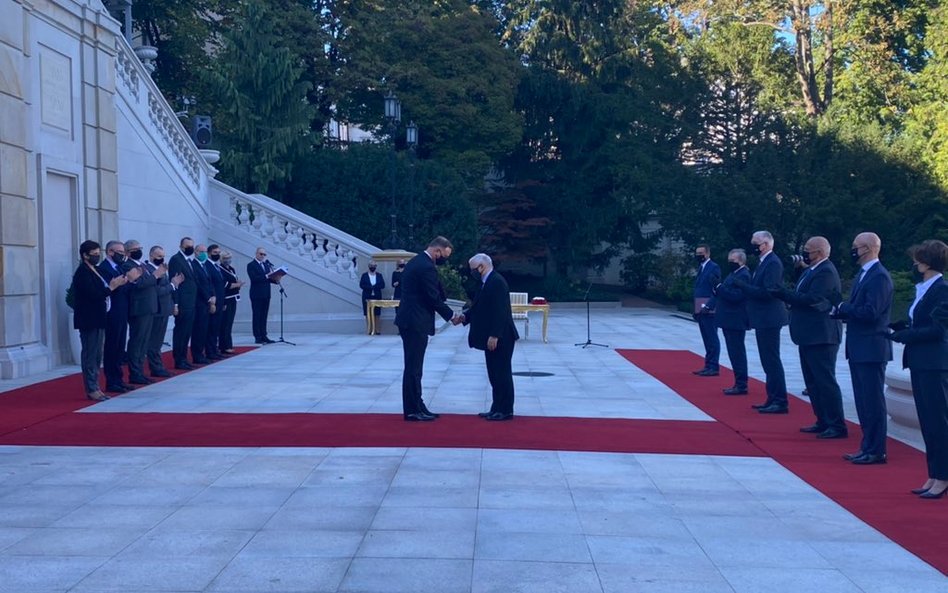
[511,303,551,343]
[365,299,400,335]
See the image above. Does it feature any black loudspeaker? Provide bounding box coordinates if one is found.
[192,115,212,148]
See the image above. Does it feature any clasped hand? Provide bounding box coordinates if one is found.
[450,313,464,326]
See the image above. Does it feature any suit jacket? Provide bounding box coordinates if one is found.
[391,270,404,300]
[742,252,789,329]
[191,259,213,308]
[247,259,273,300]
[71,262,112,330]
[463,271,519,350]
[359,272,385,301]
[221,264,240,301]
[711,266,750,331]
[394,252,455,335]
[784,260,843,346]
[896,279,948,371]
[97,259,130,320]
[123,260,158,318]
[694,260,721,299]
[837,261,893,363]
[147,262,175,317]
[169,251,197,311]
[205,261,227,307]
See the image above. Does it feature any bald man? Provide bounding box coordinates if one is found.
[771,237,846,439]
[836,232,893,465]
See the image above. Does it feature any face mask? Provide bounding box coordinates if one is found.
[151,257,164,267]
[470,267,482,280]
[183,246,195,256]
[397,264,405,270]
[368,266,377,272]
[196,252,208,263]
[801,251,812,266]
[750,243,762,255]
[86,254,101,266]
[435,256,447,266]
[913,265,925,283]
[222,259,232,266]
[694,254,706,264]
[210,253,220,262]
[129,249,143,261]
[850,248,861,264]
[729,261,740,271]
[111,253,125,265]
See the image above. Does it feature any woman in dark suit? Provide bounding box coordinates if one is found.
[218,251,243,353]
[359,260,385,333]
[888,240,948,499]
[71,240,132,401]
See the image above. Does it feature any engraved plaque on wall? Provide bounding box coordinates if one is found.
[40,48,72,133]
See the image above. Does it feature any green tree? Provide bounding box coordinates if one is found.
[203,0,315,194]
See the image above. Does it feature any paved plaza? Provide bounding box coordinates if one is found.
[0,306,945,592]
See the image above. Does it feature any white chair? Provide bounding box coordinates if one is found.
[510,292,529,338]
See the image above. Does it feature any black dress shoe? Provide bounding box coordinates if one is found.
[919,487,948,499]
[262,338,276,344]
[692,368,709,375]
[817,428,848,439]
[758,404,788,414]
[105,384,128,393]
[420,410,440,419]
[696,369,720,377]
[477,412,493,418]
[404,413,436,422]
[801,388,810,397]
[128,376,153,385]
[842,450,864,461]
[207,354,224,361]
[911,486,932,495]
[485,412,514,421]
[192,358,211,365]
[723,386,748,395]
[751,401,773,410]
[254,339,265,345]
[799,424,824,433]
[851,453,887,465]
[174,362,194,370]
[151,369,172,378]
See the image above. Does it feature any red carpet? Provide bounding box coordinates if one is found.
[619,348,948,576]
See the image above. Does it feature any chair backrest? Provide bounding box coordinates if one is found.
[510,292,528,319]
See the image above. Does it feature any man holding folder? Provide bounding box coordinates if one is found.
[247,246,282,344]
[693,244,721,376]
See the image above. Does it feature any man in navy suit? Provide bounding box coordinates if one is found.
[836,232,893,465]
[693,244,721,376]
[735,231,790,413]
[247,247,275,344]
[97,240,135,393]
[772,237,846,438]
[710,249,751,395]
[394,236,459,421]
[457,254,520,420]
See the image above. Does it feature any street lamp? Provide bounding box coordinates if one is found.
[383,92,402,250]
[406,121,418,250]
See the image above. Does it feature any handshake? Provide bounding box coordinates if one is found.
[450,313,465,326]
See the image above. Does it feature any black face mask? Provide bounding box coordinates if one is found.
[183,246,195,256]
[801,252,812,266]
[86,254,101,266]
[850,248,862,264]
[471,267,482,280]
[750,244,762,256]
[111,253,125,265]
[912,266,925,283]
[434,256,447,266]
[129,249,143,261]
[694,255,706,265]
[729,261,741,271]
[152,257,164,267]
[397,265,405,270]
[368,266,377,272]
[210,253,220,262]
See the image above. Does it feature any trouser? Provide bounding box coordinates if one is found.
[485,338,516,414]
[206,308,222,357]
[722,329,748,387]
[102,314,128,386]
[126,313,154,379]
[755,327,787,407]
[698,314,720,370]
[172,307,195,364]
[850,361,888,456]
[799,343,845,431]
[910,369,948,478]
[399,327,429,415]
[147,314,170,373]
[79,328,104,394]
[220,298,238,351]
[251,297,270,341]
[191,303,210,361]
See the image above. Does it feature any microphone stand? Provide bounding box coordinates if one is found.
[274,283,296,346]
[575,282,608,349]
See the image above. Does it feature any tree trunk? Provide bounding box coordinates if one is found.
[791,1,824,116]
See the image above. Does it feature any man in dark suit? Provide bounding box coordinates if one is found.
[204,244,227,360]
[736,231,790,413]
[122,239,160,385]
[97,240,134,393]
[247,246,275,344]
[457,254,520,420]
[169,237,197,370]
[836,232,893,465]
[190,244,214,365]
[359,260,386,332]
[693,244,722,376]
[394,236,459,421]
[772,237,846,438]
[710,249,751,395]
[145,245,182,378]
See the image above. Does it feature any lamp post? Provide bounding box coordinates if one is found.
[383,91,402,250]
[406,121,418,251]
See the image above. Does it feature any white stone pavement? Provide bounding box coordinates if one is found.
[0,307,943,593]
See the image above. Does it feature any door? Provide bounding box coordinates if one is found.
[40,172,78,365]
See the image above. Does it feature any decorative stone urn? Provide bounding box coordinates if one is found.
[885,364,919,429]
[133,45,158,75]
[199,149,220,165]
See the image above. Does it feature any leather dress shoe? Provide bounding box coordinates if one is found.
[174,362,194,370]
[758,404,788,414]
[851,453,887,465]
[192,358,210,365]
[262,338,276,344]
[723,386,748,395]
[477,412,493,418]
[420,408,440,419]
[692,368,709,375]
[404,413,436,422]
[695,369,720,377]
[485,412,514,421]
[751,401,773,410]
[207,354,224,361]
[817,428,848,439]
[799,424,824,433]
[842,450,864,461]
[105,383,129,393]
[129,376,153,385]
[150,369,172,378]
[801,388,810,397]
